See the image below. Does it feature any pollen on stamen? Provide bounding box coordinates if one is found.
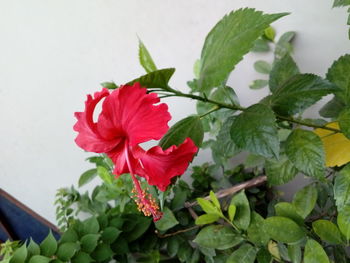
[131,187,163,221]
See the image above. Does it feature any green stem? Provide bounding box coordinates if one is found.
[199,106,221,119]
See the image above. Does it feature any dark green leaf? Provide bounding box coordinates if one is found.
[57,242,78,261]
[167,236,180,257]
[127,68,175,91]
[337,206,350,240]
[110,237,129,255]
[269,74,338,116]
[265,156,298,185]
[230,190,251,230]
[194,225,243,250]
[82,217,100,234]
[27,239,40,256]
[288,244,301,263]
[159,115,203,149]
[286,129,325,179]
[230,103,279,158]
[138,39,157,73]
[334,164,350,211]
[292,184,318,218]
[210,86,240,109]
[312,220,343,244]
[59,228,78,243]
[28,255,51,263]
[177,243,192,262]
[40,231,57,257]
[124,215,151,242]
[195,214,220,225]
[269,54,299,93]
[71,251,93,263]
[91,244,113,262]
[304,239,330,263]
[256,248,272,263]
[275,202,304,225]
[247,212,270,245]
[227,244,257,263]
[101,227,121,244]
[319,96,346,118]
[198,8,287,93]
[80,234,100,253]
[254,60,271,74]
[264,216,305,243]
[155,207,179,231]
[333,0,350,7]
[10,244,27,263]
[274,31,295,59]
[78,169,97,187]
[250,79,268,89]
[339,108,350,138]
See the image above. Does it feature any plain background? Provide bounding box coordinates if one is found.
[0,0,349,223]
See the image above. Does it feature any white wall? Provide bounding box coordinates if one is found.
[0,0,349,224]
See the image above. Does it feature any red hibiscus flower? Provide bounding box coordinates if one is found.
[74,82,198,221]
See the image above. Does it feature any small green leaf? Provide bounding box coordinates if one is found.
[304,239,330,263]
[78,169,97,187]
[197,198,220,215]
[80,234,100,253]
[286,129,325,179]
[293,184,318,218]
[194,225,243,250]
[228,204,236,222]
[274,31,295,59]
[138,39,157,73]
[209,191,220,209]
[127,68,175,91]
[56,242,78,261]
[334,164,350,211]
[226,244,257,263]
[97,166,112,184]
[312,220,343,244]
[10,244,27,263]
[101,227,121,244]
[264,26,276,41]
[91,244,113,262]
[275,202,304,225]
[28,255,51,263]
[333,0,350,7]
[71,251,93,263]
[82,217,100,234]
[288,244,301,263]
[230,190,251,230]
[40,231,57,257]
[337,206,350,240]
[101,82,118,89]
[195,214,220,225]
[159,115,203,149]
[264,216,305,243]
[265,156,298,185]
[27,239,40,256]
[155,207,179,231]
[339,108,350,139]
[254,60,271,74]
[250,79,268,89]
[247,212,270,246]
[231,103,279,158]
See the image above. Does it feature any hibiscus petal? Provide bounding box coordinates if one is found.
[136,138,198,191]
[97,83,171,146]
[74,88,121,152]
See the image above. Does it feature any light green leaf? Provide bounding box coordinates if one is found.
[194,225,243,250]
[312,220,343,244]
[28,256,51,263]
[101,82,118,90]
[269,74,338,116]
[337,206,350,240]
[264,26,276,41]
[78,169,97,187]
[155,207,179,231]
[275,202,304,225]
[97,166,112,184]
[288,244,301,263]
[254,60,271,74]
[195,214,220,225]
[274,31,295,59]
[228,204,237,222]
[27,239,40,256]
[197,198,221,215]
[338,108,350,138]
[319,96,346,118]
[247,212,270,246]
[159,115,203,149]
[265,156,298,185]
[230,190,251,230]
[127,68,175,91]
[10,244,27,263]
[334,164,350,211]
[40,231,57,257]
[226,244,257,263]
[251,38,270,52]
[250,79,268,89]
[304,239,330,263]
[138,39,157,73]
[198,8,287,93]
[230,103,279,158]
[264,216,305,243]
[269,53,299,93]
[292,184,318,218]
[286,129,325,179]
[80,234,100,253]
[209,191,220,209]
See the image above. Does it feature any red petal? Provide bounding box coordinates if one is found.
[97,83,171,146]
[107,142,139,176]
[74,89,121,152]
[135,138,198,191]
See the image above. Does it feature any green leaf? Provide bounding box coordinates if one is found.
[312,220,343,244]
[80,234,100,253]
[226,244,257,263]
[292,184,318,218]
[78,169,97,187]
[124,215,152,242]
[91,244,113,262]
[228,204,237,222]
[197,198,220,215]
[209,191,220,209]
[256,248,272,263]
[82,217,100,234]
[275,202,304,225]
[269,53,299,93]
[230,103,279,158]
[101,227,121,244]
[10,244,27,263]
[194,225,243,250]
[155,207,179,231]
[167,237,180,257]
[177,244,192,262]
[195,214,220,225]
[251,38,270,52]
[327,54,350,104]
[288,244,301,263]
[198,8,287,93]
[319,96,345,118]
[274,31,295,59]
[337,206,350,240]
[249,79,268,89]
[333,0,350,7]
[264,216,305,243]
[230,190,251,230]
[127,68,175,91]
[334,164,350,211]
[56,242,78,261]
[265,156,298,185]
[254,60,271,74]
[59,228,78,243]
[28,255,51,263]
[264,26,276,41]
[39,231,57,257]
[27,239,40,256]
[247,212,270,246]
[101,82,118,89]
[286,129,325,179]
[159,115,203,149]
[304,239,330,263]
[269,74,338,116]
[71,251,93,263]
[97,166,112,184]
[338,108,350,139]
[138,39,157,73]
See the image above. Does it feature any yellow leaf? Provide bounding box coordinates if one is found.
[314,122,350,167]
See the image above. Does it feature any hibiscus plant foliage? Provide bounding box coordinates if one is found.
[2,3,350,263]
